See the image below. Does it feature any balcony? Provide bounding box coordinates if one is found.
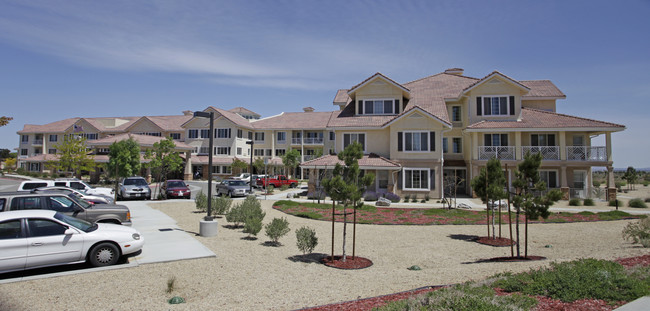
[478,146,515,160]
[303,137,324,145]
[521,146,560,160]
[291,138,302,145]
[567,146,607,161]
[33,140,43,145]
[303,155,320,161]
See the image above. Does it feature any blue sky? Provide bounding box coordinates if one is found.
[1,0,649,168]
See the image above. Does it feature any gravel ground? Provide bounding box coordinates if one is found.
[0,197,648,311]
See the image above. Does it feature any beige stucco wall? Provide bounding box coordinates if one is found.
[353,78,405,115]
[466,76,527,125]
[388,110,445,160]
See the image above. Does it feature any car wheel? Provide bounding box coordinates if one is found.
[290,183,297,188]
[228,191,233,198]
[88,242,120,267]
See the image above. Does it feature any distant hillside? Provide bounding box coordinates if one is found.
[592,167,650,172]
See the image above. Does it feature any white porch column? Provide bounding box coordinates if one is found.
[471,132,478,160]
[184,151,193,180]
[606,132,612,162]
[515,132,522,160]
[559,131,566,160]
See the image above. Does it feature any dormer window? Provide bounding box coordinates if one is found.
[476,96,515,116]
[358,99,400,115]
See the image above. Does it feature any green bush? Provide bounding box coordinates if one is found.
[569,198,581,206]
[628,198,648,208]
[583,198,595,206]
[295,226,318,254]
[411,196,418,203]
[244,216,263,237]
[643,181,649,187]
[225,204,245,227]
[403,194,410,202]
[213,196,232,215]
[265,217,291,245]
[609,199,623,207]
[615,181,627,189]
[622,217,650,248]
[195,190,207,212]
[240,196,265,236]
[280,184,289,191]
[493,258,650,303]
[593,180,601,188]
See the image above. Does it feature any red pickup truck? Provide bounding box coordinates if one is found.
[256,175,299,189]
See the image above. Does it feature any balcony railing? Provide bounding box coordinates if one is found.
[521,146,560,160]
[303,137,324,145]
[567,146,607,161]
[478,146,515,160]
[291,138,302,144]
[33,140,43,145]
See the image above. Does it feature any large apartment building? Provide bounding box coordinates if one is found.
[16,69,625,200]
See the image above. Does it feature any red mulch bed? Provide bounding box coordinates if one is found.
[476,236,515,246]
[303,255,650,311]
[321,256,373,270]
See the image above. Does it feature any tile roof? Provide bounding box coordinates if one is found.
[86,133,194,150]
[347,72,410,94]
[462,71,530,93]
[18,115,190,134]
[207,107,254,129]
[251,111,335,129]
[520,80,566,98]
[229,107,261,117]
[145,115,193,131]
[300,153,401,169]
[466,108,625,130]
[18,118,81,134]
[333,89,352,105]
[187,155,252,165]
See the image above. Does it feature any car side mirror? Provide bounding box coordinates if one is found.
[64,228,76,235]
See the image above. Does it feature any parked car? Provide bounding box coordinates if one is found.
[163,180,191,199]
[0,192,132,226]
[232,173,251,184]
[18,179,114,197]
[118,177,151,200]
[256,175,298,189]
[0,210,144,273]
[215,179,251,197]
[251,174,269,188]
[32,186,115,204]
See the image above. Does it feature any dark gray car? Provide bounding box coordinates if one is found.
[215,179,251,197]
[0,192,132,226]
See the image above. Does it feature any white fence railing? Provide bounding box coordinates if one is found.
[478,146,515,160]
[567,146,607,161]
[521,146,560,160]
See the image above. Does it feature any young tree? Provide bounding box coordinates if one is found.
[322,142,374,262]
[471,158,507,239]
[622,166,638,191]
[231,158,249,175]
[252,157,265,174]
[107,138,141,201]
[145,137,184,199]
[511,152,563,258]
[47,135,95,178]
[282,148,301,178]
[443,174,464,209]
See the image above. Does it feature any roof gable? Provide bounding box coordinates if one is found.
[462,71,530,95]
[348,72,410,96]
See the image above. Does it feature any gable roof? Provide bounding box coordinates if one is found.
[229,107,261,117]
[466,108,625,131]
[347,72,410,95]
[520,80,566,98]
[300,153,401,170]
[462,71,530,94]
[18,118,80,134]
[251,111,335,130]
[86,133,194,150]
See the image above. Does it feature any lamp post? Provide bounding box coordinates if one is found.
[193,111,214,221]
[246,140,253,194]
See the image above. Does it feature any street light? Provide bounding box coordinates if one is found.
[246,140,253,194]
[194,111,214,221]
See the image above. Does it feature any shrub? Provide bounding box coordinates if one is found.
[265,217,291,245]
[593,180,601,188]
[424,194,430,202]
[609,199,623,207]
[403,194,410,202]
[213,196,232,215]
[296,226,318,254]
[384,192,401,203]
[225,204,245,227]
[240,196,265,236]
[644,181,649,187]
[583,198,595,206]
[363,191,379,201]
[628,198,648,208]
[244,216,263,237]
[493,258,650,303]
[622,217,650,247]
[280,184,289,191]
[568,198,581,206]
[411,196,418,203]
[195,190,207,212]
[615,181,626,190]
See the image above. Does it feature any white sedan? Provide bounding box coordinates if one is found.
[0,210,144,273]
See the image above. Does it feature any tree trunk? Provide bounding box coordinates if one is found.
[352,203,357,259]
[498,201,502,238]
[342,205,347,262]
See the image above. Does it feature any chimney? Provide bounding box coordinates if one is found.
[182,110,193,116]
[303,107,315,112]
[444,68,464,75]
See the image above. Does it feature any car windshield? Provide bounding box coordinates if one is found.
[66,194,93,209]
[227,180,246,186]
[124,178,148,186]
[54,212,97,232]
[167,181,186,188]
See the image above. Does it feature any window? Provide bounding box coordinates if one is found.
[12,197,43,210]
[0,220,21,240]
[48,196,78,213]
[170,133,181,140]
[248,131,253,140]
[48,149,57,154]
[237,129,243,138]
[343,133,366,151]
[452,106,461,122]
[237,147,242,155]
[20,149,28,156]
[329,131,335,141]
[265,149,272,156]
[403,168,431,190]
[531,134,555,146]
[452,138,462,153]
[83,133,98,140]
[0,198,5,212]
[404,132,428,152]
[135,132,161,137]
[98,148,110,154]
[188,129,199,139]
[49,135,58,142]
[254,132,265,142]
[215,147,231,155]
[277,132,286,143]
[484,134,508,146]
[21,135,28,143]
[573,171,586,189]
[200,129,210,138]
[216,128,231,138]
[477,96,515,116]
[362,99,396,115]
[69,182,86,191]
[27,219,67,237]
[254,149,265,156]
[199,147,210,154]
[443,138,448,153]
[539,171,558,188]
[221,166,232,174]
[275,149,286,156]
